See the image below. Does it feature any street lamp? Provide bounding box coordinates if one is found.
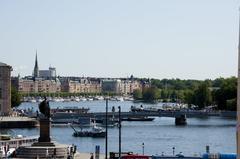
[142,143,144,155]
[105,98,108,159]
[118,106,121,159]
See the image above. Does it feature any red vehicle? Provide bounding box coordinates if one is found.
[121,155,150,159]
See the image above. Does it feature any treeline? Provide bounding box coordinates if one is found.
[133,77,237,111]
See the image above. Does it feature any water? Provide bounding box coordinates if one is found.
[2,101,236,156]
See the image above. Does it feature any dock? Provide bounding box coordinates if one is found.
[0,117,38,128]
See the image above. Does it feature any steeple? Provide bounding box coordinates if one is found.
[33,50,39,78]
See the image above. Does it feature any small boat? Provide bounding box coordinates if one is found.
[122,117,155,121]
[71,125,106,138]
[0,146,16,158]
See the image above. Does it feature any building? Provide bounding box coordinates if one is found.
[60,77,101,94]
[39,67,56,79]
[102,79,122,94]
[33,52,57,80]
[33,52,39,78]
[16,78,61,93]
[0,62,12,115]
[120,79,142,95]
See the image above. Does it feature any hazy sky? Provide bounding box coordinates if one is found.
[0,0,239,80]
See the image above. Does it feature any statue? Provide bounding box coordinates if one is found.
[39,97,50,118]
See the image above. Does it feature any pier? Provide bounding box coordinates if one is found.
[0,117,38,128]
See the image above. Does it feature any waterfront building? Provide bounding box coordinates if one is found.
[16,78,61,93]
[102,79,122,94]
[0,62,12,115]
[120,79,143,95]
[60,77,101,93]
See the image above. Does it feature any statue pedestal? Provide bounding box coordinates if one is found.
[31,117,55,147]
[38,118,51,142]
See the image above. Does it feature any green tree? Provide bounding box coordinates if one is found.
[133,89,142,100]
[11,86,21,107]
[193,82,212,108]
[213,77,237,110]
[142,87,160,102]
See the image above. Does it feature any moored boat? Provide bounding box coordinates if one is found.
[122,117,155,121]
[71,125,106,138]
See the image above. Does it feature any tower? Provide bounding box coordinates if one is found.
[33,51,39,78]
[0,62,12,115]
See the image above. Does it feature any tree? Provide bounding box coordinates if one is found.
[142,87,160,102]
[133,89,142,100]
[193,82,212,108]
[11,86,21,107]
[213,77,237,110]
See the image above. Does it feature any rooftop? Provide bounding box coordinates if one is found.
[0,62,11,67]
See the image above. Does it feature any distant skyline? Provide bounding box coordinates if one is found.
[0,0,239,80]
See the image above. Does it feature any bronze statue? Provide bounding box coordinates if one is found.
[39,97,50,118]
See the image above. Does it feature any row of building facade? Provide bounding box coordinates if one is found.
[12,76,149,95]
[11,53,150,95]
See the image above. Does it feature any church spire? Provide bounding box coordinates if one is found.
[33,50,39,78]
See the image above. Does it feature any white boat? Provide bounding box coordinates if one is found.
[0,146,15,158]
[29,98,36,103]
[75,97,80,102]
[116,97,124,102]
[80,97,87,101]
[87,98,93,101]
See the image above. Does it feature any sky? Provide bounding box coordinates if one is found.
[0,0,239,80]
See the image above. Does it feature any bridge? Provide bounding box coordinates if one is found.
[52,110,236,124]
[90,110,235,119]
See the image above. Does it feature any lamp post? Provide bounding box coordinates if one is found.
[105,98,108,159]
[172,147,175,156]
[142,143,144,155]
[118,106,121,159]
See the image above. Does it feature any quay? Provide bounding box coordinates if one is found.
[0,117,38,128]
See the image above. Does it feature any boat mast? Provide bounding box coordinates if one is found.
[237,9,240,158]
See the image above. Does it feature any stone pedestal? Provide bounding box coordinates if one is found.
[38,118,51,143]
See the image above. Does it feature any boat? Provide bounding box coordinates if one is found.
[0,146,16,158]
[122,117,155,121]
[71,125,106,138]
[51,107,89,114]
[0,135,38,158]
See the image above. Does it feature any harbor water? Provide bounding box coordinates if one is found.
[1,100,236,156]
